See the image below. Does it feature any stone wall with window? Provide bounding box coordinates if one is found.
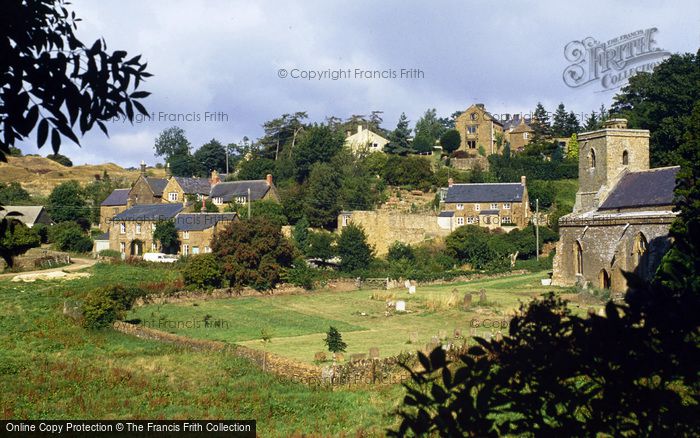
[442,200,528,231]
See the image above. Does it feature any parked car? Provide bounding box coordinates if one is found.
[143,252,178,263]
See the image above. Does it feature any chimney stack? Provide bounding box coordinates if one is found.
[266,173,273,186]
[357,125,363,134]
[165,162,171,177]
[140,160,146,175]
[448,177,454,188]
[210,169,220,186]
[521,175,527,186]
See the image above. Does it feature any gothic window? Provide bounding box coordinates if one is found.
[590,149,596,169]
[634,232,648,275]
[622,150,629,165]
[599,269,611,289]
[574,241,583,275]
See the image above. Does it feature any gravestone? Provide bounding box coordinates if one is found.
[479,289,487,304]
[453,328,462,338]
[369,347,380,359]
[495,331,503,342]
[334,352,344,362]
[314,351,327,362]
[395,300,406,312]
[408,285,416,294]
[463,293,472,308]
[404,280,411,289]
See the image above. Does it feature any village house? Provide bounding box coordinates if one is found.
[438,176,530,232]
[109,203,184,256]
[209,174,280,209]
[552,119,679,292]
[344,125,390,154]
[174,212,237,255]
[162,175,214,205]
[99,188,130,231]
[502,115,534,152]
[0,206,52,228]
[127,163,168,206]
[454,104,505,155]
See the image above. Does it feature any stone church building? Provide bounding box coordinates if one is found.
[552,119,680,292]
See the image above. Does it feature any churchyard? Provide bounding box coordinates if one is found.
[128,271,597,364]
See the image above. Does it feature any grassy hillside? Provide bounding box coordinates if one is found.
[0,156,166,197]
[0,263,400,436]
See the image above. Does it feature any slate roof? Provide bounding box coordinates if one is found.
[438,211,454,217]
[113,203,183,221]
[94,232,110,241]
[479,210,500,215]
[445,183,524,203]
[174,213,238,231]
[599,166,680,210]
[146,178,168,196]
[174,177,211,195]
[209,180,271,202]
[0,206,51,226]
[101,188,130,206]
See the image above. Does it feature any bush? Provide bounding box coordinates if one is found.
[48,221,93,253]
[307,230,336,261]
[337,224,374,272]
[82,285,144,329]
[98,249,121,259]
[181,254,223,290]
[387,241,415,262]
[32,223,49,243]
[383,155,434,188]
[285,258,317,290]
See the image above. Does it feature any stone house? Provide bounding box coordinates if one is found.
[174,213,237,255]
[127,174,168,206]
[552,119,679,292]
[438,176,530,231]
[454,104,505,156]
[344,125,389,154]
[502,115,534,152]
[209,174,280,209]
[110,203,184,256]
[0,206,52,228]
[162,175,215,206]
[99,188,129,231]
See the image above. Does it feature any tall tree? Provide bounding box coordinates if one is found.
[584,111,599,131]
[0,0,152,162]
[337,223,374,272]
[293,124,344,182]
[304,162,341,229]
[154,126,191,161]
[415,108,445,147]
[47,181,88,224]
[530,102,551,142]
[153,220,179,254]
[612,50,700,166]
[384,113,412,155]
[439,129,461,155]
[193,138,227,176]
[259,112,308,160]
[551,103,569,137]
[565,111,581,136]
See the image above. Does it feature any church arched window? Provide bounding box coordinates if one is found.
[590,149,596,169]
[622,150,629,165]
[574,241,583,275]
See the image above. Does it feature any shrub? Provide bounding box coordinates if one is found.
[98,249,121,259]
[337,224,374,272]
[180,254,223,290]
[285,258,317,290]
[387,241,415,262]
[32,223,49,243]
[48,221,93,253]
[383,155,434,187]
[324,326,347,354]
[82,285,144,329]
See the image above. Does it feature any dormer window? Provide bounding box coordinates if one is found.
[622,150,629,165]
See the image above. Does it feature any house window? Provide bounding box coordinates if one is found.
[151,242,157,251]
[213,197,223,205]
[152,223,156,231]
[490,203,499,210]
[235,196,247,204]
[120,223,126,234]
[503,202,511,210]
[474,204,480,211]
[342,215,350,226]
[182,244,189,255]
[467,140,477,149]
[456,203,464,210]
[182,231,189,239]
[523,132,529,140]
[136,223,141,234]
[622,150,629,165]
[456,217,464,226]
[502,216,511,224]
[168,192,178,201]
[467,125,477,134]
[483,216,490,224]
[492,216,499,224]
[120,242,125,254]
[204,246,211,253]
[466,217,475,224]
[470,112,478,121]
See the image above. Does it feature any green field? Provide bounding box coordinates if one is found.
[130,271,587,363]
[0,263,401,436]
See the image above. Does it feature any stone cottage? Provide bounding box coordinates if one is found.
[174,213,237,255]
[552,119,680,292]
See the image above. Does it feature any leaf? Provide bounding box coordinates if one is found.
[130,91,151,99]
[51,128,61,154]
[37,119,49,148]
[468,346,486,356]
[429,347,446,369]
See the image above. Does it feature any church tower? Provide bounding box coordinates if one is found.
[573,118,650,213]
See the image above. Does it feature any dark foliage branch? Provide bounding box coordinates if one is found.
[0,0,152,161]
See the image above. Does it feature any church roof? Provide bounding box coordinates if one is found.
[599,166,680,210]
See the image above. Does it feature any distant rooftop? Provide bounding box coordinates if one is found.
[146,178,168,196]
[174,213,238,231]
[209,180,271,202]
[174,177,211,195]
[445,183,524,203]
[101,188,130,206]
[113,203,183,221]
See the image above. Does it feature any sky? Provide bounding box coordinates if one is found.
[16,0,700,167]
